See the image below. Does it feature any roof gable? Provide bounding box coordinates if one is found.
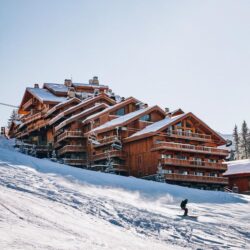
[126,112,226,145]
[45,97,81,118]
[82,97,139,125]
[88,105,166,134]
[55,103,109,132]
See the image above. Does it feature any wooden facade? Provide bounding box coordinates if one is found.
[9,77,229,190]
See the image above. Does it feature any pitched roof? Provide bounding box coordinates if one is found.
[89,105,165,134]
[49,94,115,126]
[82,97,139,125]
[45,97,81,117]
[128,114,186,139]
[223,159,250,176]
[27,88,67,104]
[126,112,227,145]
[43,83,68,95]
[72,83,109,88]
[55,103,109,132]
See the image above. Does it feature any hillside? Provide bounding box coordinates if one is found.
[0,136,249,249]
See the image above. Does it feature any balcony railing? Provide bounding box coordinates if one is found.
[27,120,47,132]
[57,131,83,143]
[161,158,227,170]
[22,112,42,125]
[63,158,87,166]
[92,150,127,161]
[152,142,228,156]
[35,145,52,152]
[164,173,228,184]
[94,136,121,148]
[168,130,212,141]
[57,145,86,156]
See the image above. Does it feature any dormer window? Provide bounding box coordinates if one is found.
[139,114,151,122]
[115,108,125,116]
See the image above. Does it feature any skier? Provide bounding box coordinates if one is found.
[180,199,188,216]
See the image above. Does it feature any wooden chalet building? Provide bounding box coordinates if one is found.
[9,76,229,190]
[223,159,250,194]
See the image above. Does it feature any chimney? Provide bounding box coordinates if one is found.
[64,79,72,87]
[34,83,39,88]
[67,87,75,98]
[89,76,99,85]
[165,107,170,113]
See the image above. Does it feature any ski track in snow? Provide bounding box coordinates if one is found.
[0,162,249,250]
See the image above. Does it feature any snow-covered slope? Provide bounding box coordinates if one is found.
[0,137,249,249]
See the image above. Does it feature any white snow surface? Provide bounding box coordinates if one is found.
[0,136,249,249]
[27,88,67,103]
[43,83,69,94]
[90,106,154,133]
[55,103,108,131]
[224,159,250,176]
[129,114,186,138]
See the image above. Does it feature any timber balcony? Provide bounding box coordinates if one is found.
[22,112,43,125]
[57,145,86,156]
[57,131,83,143]
[168,130,212,142]
[161,158,227,170]
[93,136,121,148]
[164,173,228,184]
[152,142,229,156]
[36,145,52,152]
[63,158,87,166]
[27,120,47,132]
[92,150,127,161]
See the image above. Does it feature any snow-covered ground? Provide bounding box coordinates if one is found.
[0,137,249,249]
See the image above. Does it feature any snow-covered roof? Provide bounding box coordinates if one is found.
[49,97,94,125]
[44,83,68,94]
[82,97,137,124]
[46,97,81,117]
[55,103,108,131]
[129,114,186,138]
[223,159,250,176]
[72,83,109,88]
[27,88,67,103]
[90,106,154,133]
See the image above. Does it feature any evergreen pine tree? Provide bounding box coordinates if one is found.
[233,125,240,160]
[7,109,18,129]
[240,120,249,159]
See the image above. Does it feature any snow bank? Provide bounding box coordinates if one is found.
[0,136,245,204]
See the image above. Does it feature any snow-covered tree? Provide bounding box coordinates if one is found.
[240,121,250,159]
[7,109,19,128]
[233,125,240,160]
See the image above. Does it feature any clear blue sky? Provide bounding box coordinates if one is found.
[0,0,249,134]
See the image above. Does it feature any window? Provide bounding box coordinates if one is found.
[179,171,188,175]
[139,114,151,122]
[163,169,172,174]
[162,154,172,159]
[177,128,182,135]
[186,122,192,128]
[177,155,187,160]
[208,173,218,177]
[176,122,182,127]
[194,158,202,164]
[115,108,125,116]
[195,172,203,176]
[208,159,217,163]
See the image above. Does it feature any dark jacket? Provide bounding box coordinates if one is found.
[180,199,188,209]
